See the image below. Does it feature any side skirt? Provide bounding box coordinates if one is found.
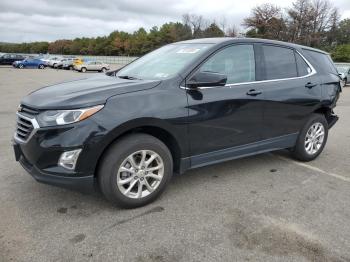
[182,133,298,171]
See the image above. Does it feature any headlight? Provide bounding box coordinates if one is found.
[37,105,104,127]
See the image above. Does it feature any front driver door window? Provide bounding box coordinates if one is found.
[199,44,256,84]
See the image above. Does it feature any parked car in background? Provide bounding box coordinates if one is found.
[62,59,75,70]
[13,58,47,69]
[335,63,350,87]
[62,58,86,70]
[72,58,85,66]
[47,57,63,68]
[74,61,110,72]
[13,38,341,208]
[0,54,25,65]
[54,58,75,69]
[37,55,52,64]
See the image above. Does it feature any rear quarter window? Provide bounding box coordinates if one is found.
[302,49,337,75]
[295,53,311,76]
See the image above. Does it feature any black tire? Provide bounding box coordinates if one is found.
[291,113,328,162]
[69,65,73,70]
[38,64,45,69]
[81,67,87,73]
[98,133,173,208]
[18,64,24,69]
[101,67,107,73]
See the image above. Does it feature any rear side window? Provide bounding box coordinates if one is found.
[199,44,255,84]
[295,53,311,76]
[262,45,297,80]
[302,49,337,75]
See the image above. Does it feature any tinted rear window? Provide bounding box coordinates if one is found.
[262,45,297,80]
[302,49,337,75]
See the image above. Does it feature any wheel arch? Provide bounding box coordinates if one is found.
[94,120,184,177]
[313,106,337,128]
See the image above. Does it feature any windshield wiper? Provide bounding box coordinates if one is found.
[118,75,141,80]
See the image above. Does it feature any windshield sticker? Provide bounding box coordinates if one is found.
[154,73,169,78]
[176,48,201,54]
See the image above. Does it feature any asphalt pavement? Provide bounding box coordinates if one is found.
[1,66,350,262]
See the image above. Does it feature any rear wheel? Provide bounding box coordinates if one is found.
[81,67,87,73]
[18,64,24,69]
[38,64,45,69]
[291,114,328,161]
[69,65,73,70]
[98,134,173,208]
[101,67,107,73]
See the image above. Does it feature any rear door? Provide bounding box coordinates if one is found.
[186,44,264,165]
[88,62,96,70]
[27,59,36,67]
[258,44,321,140]
[95,62,102,71]
[2,54,11,64]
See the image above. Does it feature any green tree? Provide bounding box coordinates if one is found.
[203,23,225,37]
[331,44,350,62]
[243,4,286,40]
[337,19,350,45]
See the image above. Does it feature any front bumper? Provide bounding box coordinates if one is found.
[12,114,109,193]
[14,142,96,192]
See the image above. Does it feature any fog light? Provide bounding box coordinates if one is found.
[58,149,82,170]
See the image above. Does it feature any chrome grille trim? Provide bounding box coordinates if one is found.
[14,112,40,143]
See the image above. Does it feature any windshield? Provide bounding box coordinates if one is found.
[116,43,213,80]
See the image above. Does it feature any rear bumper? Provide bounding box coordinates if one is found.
[18,154,96,192]
[327,114,339,129]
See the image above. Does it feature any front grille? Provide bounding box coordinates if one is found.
[15,105,40,142]
[16,115,34,141]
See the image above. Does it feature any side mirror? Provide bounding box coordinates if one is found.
[187,71,227,88]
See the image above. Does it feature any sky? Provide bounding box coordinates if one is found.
[0,0,349,43]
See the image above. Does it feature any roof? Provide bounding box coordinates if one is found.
[176,37,328,54]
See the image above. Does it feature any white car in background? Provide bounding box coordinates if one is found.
[53,58,75,69]
[47,57,64,68]
[74,61,110,73]
[335,64,350,87]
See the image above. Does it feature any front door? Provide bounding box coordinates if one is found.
[186,44,264,167]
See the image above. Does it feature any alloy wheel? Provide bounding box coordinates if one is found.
[304,122,325,155]
[116,150,164,199]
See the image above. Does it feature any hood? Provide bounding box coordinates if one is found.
[21,74,161,109]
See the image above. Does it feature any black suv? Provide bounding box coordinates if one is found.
[0,53,25,65]
[13,38,341,208]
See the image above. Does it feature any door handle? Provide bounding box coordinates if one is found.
[305,82,317,89]
[246,89,262,96]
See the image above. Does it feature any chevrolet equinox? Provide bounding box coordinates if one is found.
[13,38,341,208]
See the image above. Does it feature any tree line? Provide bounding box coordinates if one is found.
[0,0,349,61]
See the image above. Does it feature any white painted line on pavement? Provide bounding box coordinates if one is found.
[276,155,350,183]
